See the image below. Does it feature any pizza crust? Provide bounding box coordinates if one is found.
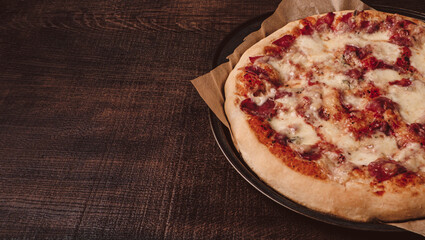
[224,10,425,222]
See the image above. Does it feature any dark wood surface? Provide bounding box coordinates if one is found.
[1,0,425,239]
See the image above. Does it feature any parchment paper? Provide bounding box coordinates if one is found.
[191,0,425,235]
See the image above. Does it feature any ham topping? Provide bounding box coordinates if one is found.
[368,159,407,182]
[240,98,276,119]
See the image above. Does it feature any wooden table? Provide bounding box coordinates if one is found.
[1,0,425,239]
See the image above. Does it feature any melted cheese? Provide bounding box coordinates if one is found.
[323,34,352,50]
[319,121,398,165]
[348,135,399,166]
[303,85,323,111]
[411,42,425,77]
[269,60,297,81]
[275,94,298,110]
[372,42,401,64]
[270,111,320,146]
[296,34,334,63]
[344,94,368,110]
[364,69,402,89]
[317,72,349,89]
[361,31,390,41]
[394,143,425,172]
[325,31,390,48]
[319,121,357,149]
[290,51,311,68]
[325,32,400,63]
[387,80,425,123]
[249,88,276,105]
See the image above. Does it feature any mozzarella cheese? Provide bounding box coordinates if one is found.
[317,121,398,166]
[270,109,320,146]
[269,60,297,81]
[393,143,425,172]
[296,34,334,63]
[344,94,368,110]
[317,72,349,89]
[275,94,298,110]
[249,87,276,105]
[387,80,425,123]
[364,69,402,89]
[411,42,425,77]
[325,32,400,64]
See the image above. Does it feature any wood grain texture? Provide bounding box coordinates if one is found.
[0,0,424,239]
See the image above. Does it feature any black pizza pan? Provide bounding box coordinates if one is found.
[209,5,425,232]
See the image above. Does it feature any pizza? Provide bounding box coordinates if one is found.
[224,10,425,222]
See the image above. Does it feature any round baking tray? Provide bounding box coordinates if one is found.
[210,6,425,232]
